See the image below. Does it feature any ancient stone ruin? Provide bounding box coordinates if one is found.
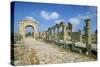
[37,18,97,55]
[12,18,97,65]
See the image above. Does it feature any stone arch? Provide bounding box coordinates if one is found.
[25,25,35,37]
[19,19,37,39]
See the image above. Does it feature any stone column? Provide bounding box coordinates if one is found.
[45,31,47,40]
[68,22,72,32]
[50,28,52,41]
[78,29,82,42]
[52,26,55,41]
[57,24,60,42]
[48,28,50,41]
[62,25,67,48]
[85,18,91,55]
[46,30,49,40]
[59,22,67,48]
[68,22,72,41]
[48,28,52,41]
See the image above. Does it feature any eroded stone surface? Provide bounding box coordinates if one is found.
[14,37,96,65]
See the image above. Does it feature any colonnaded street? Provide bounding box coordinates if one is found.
[14,37,96,65]
[11,2,97,66]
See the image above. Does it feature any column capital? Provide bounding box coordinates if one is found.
[85,18,91,22]
[60,21,64,26]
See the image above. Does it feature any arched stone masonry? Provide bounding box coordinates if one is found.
[19,19,37,40]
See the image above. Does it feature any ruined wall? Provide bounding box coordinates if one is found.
[71,32,81,42]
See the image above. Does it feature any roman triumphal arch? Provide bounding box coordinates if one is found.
[19,19,37,40]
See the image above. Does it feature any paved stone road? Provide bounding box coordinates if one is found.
[21,37,96,65]
[14,37,96,65]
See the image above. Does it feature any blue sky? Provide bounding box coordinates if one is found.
[13,1,97,34]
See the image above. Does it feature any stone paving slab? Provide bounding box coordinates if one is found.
[14,37,96,65]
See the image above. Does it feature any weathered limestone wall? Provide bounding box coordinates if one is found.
[71,30,82,42]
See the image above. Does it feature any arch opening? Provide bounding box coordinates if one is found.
[25,25,35,38]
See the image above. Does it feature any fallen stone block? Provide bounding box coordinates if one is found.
[71,47,82,54]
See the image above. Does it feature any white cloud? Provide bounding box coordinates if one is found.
[25,16,39,24]
[50,12,59,19]
[68,8,97,31]
[69,9,97,26]
[26,16,36,21]
[68,17,81,31]
[55,19,65,24]
[68,17,80,26]
[40,11,59,20]
[40,11,50,20]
